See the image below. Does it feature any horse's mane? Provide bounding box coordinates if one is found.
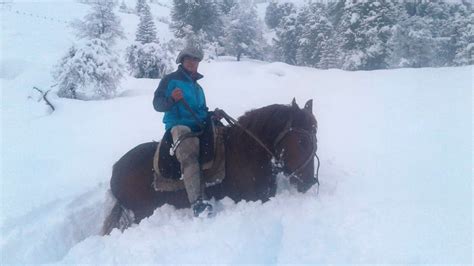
[238,104,293,134]
[232,104,315,149]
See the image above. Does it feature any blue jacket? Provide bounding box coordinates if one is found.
[153,65,208,132]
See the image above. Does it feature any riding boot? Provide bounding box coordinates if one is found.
[192,197,213,217]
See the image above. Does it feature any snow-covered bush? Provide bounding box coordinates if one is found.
[53,39,124,100]
[125,42,173,79]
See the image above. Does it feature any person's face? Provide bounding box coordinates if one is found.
[182,56,200,73]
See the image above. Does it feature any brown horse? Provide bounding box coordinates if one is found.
[102,99,319,235]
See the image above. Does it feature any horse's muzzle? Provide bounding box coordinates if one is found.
[293,175,318,193]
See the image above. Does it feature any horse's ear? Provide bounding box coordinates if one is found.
[291,98,299,108]
[304,99,313,113]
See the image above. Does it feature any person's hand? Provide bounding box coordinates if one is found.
[212,108,225,121]
[171,88,183,102]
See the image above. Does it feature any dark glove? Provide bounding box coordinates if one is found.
[211,108,225,121]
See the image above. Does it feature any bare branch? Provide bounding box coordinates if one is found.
[33,86,56,112]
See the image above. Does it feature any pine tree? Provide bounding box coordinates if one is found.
[136,0,146,14]
[119,1,134,14]
[265,1,295,29]
[120,1,127,12]
[336,0,400,70]
[387,15,436,68]
[452,11,474,65]
[170,0,222,42]
[265,0,280,29]
[411,0,453,66]
[136,1,157,44]
[318,36,340,69]
[71,0,124,45]
[296,3,333,67]
[273,2,299,65]
[127,0,172,78]
[54,39,124,100]
[223,1,265,61]
[218,0,237,15]
[56,0,125,100]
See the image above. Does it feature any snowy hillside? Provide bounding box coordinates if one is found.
[1,0,472,264]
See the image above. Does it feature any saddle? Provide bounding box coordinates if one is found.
[152,119,226,192]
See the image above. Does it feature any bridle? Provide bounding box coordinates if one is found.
[221,110,320,188]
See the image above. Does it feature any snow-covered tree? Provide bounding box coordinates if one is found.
[53,39,124,100]
[126,41,173,79]
[452,12,474,65]
[296,3,333,67]
[136,0,157,44]
[136,0,146,14]
[336,0,400,70]
[387,16,436,68]
[71,0,124,45]
[265,1,294,29]
[57,0,125,100]
[120,1,127,12]
[273,2,298,64]
[222,1,265,61]
[268,0,470,69]
[397,0,473,67]
[218,0,237,15]
[127,0,172,78]
[410,0,454,66]
[119,1,134,14]
[170,0,222,42]
[318,36,340,69]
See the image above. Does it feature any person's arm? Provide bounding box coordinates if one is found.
[153,76,175,112]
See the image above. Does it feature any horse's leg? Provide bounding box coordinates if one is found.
[217,137,277,203]
[254,172,277,201]
[108,143,160,229]
[102,200,135,235]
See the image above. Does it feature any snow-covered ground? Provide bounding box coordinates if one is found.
[1,1,472,264]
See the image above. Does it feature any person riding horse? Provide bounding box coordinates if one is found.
[153,45,213,217]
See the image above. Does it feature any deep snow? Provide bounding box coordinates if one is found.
[1,0,472,264]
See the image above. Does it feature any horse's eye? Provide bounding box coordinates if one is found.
[298,138,307,147]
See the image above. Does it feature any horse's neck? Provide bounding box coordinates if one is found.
[227,123,280,158]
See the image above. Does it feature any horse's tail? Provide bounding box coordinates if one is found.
[101,191,135,235]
